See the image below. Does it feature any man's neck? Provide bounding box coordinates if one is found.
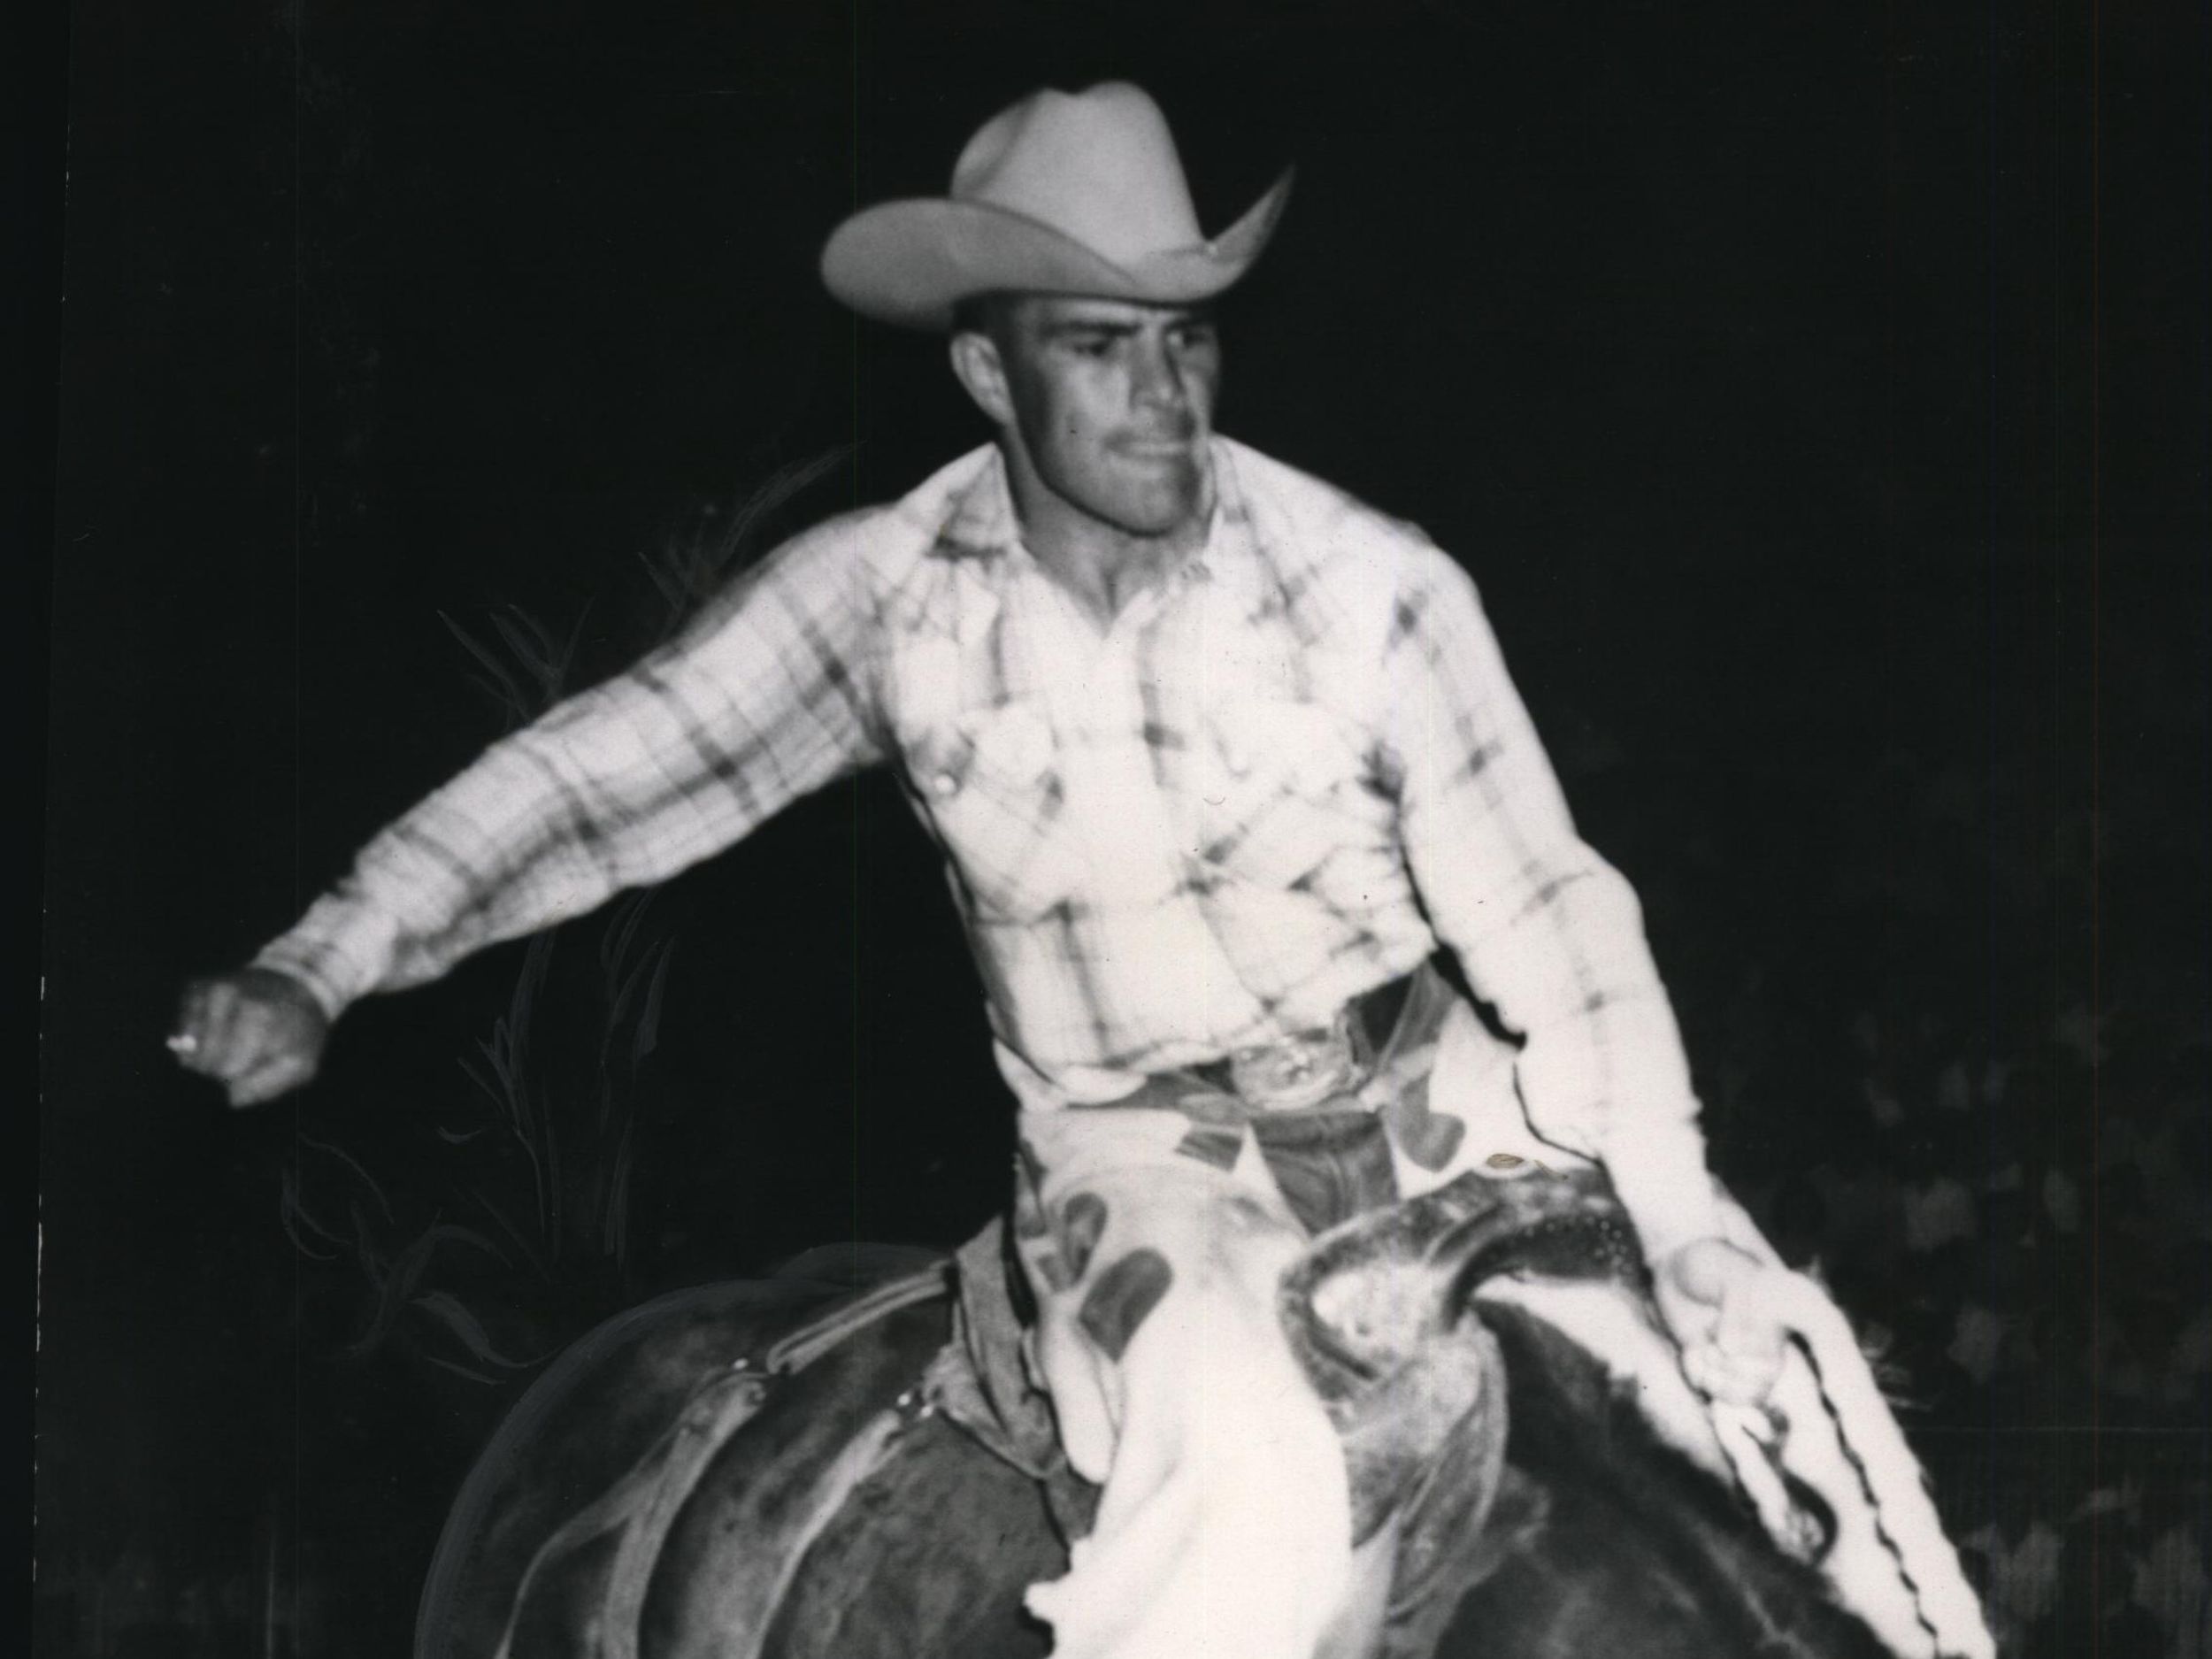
[1002,453,1211,630]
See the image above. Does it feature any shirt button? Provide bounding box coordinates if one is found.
[930,772,960,798]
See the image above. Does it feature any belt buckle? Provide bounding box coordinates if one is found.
[1227,1010,1366,1112]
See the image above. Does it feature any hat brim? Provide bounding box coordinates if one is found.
[821,169,1293,332]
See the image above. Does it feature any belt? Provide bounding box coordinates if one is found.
[1186,968,1422,1111]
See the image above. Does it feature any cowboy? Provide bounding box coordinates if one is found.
[174,83,1817,1659]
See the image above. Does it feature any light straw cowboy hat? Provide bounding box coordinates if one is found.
[821,81,1293,331]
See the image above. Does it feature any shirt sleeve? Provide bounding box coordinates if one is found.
[1380,544,1723,1259]
[252,518,887,1020]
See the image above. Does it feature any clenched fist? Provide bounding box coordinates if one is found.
[1653,1236,1789,1407]
[170,967,331,1107]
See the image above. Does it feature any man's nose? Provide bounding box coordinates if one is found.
[1131,337,1189,411]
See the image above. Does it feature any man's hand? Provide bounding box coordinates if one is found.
[1653,1237,1788,1407]
[170,967,331,1108]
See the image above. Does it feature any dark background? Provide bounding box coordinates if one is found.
[35,2,2210,1655]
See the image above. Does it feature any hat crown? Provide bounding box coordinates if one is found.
[949,83,1206,267]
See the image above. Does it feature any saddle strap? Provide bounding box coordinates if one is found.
[488,1263,949,1659]
[716,1407,906,1659]
[765,1263,952,1373]
[488,1364,772,1659]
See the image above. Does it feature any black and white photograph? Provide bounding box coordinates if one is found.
[30,4,2209,1657]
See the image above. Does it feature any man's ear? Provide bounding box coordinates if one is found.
[949,329,1016,429]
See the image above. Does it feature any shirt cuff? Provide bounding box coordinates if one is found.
[250,896,398,1024]
[246,945,353,1025]
[1602,1125,1726,1265]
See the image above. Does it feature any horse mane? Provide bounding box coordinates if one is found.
[1447,1301,1893,1659]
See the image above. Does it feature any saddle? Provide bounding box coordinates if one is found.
[1274,1168,1643,1658]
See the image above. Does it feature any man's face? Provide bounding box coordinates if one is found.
[979,296,1224,540]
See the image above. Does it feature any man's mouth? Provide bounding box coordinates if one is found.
[1118,434,1197,459]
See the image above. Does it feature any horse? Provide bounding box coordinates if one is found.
[412,1170,1921,1659]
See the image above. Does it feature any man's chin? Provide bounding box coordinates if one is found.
[1039,454,1209,541]
[1110,466,1208,538]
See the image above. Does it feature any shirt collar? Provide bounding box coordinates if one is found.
[931,445,1022,563]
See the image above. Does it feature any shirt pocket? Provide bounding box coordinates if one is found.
[1193,697,1371,889]
[903,699,1087,922]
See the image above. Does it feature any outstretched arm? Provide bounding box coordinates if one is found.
[172,518,885,1106]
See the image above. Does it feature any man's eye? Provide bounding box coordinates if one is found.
[1171,326,1217,352]
[1069,336,1116,358]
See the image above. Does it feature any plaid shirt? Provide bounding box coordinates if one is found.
[259,438,1720,1253]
